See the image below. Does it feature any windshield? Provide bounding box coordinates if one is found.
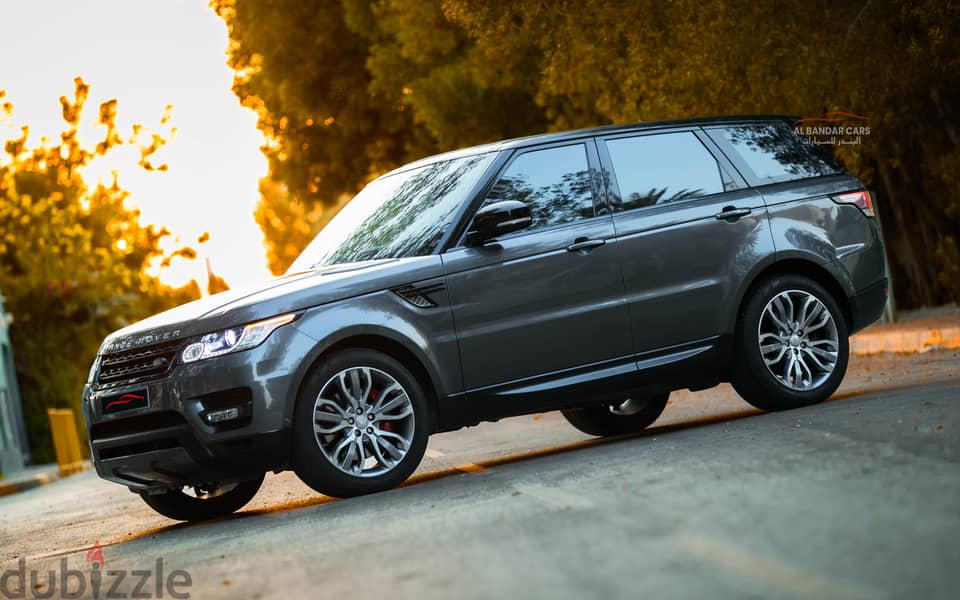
[288,152,496,272]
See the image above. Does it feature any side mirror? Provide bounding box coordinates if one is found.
[465,200,532,246]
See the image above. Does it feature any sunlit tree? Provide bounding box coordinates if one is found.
[212,0,545,274]
[0,78,200,461]
[215,0,959,307]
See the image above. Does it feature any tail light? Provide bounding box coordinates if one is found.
[833,190,874,217]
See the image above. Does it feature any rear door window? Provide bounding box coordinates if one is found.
[602,131,727,210]
[707,122,842,185]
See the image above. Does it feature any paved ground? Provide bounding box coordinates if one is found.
[1,350,958,599]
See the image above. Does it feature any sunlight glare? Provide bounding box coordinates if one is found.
[0,0,272,289]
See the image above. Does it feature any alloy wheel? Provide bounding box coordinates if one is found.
[312,366,416,477]
[758,289,839,391]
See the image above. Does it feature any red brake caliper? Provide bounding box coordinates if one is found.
[370,387,395,433]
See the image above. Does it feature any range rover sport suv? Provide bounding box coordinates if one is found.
[83,116,888,521]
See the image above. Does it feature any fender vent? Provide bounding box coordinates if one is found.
[394,282,445,308]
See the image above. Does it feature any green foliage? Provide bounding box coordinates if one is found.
[212,0,546,274]
[0,79,199,462]
[216,0,959,307]
[212,0,409,211]
[351,0,547,150]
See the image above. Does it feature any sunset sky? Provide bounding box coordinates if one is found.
[0,0,272,288]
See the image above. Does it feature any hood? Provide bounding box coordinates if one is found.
[100,256,443,353]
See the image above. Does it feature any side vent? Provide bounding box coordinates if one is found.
[394,282,445,308]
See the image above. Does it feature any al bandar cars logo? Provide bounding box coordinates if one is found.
[1,541,193,599]
[794,111,871,146]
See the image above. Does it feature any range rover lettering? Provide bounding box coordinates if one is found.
[82,116,888,521]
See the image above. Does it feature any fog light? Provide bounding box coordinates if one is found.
[204,407,240,424]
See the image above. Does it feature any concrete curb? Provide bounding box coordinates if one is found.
[851,325,960,355]
[0,466,61,498]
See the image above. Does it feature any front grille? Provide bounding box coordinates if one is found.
[97,340,182,385]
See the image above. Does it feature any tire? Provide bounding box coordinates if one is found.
[293,348,429,498]
[561,393,669,437]
[139,474,263,521]
[732,274,849,411]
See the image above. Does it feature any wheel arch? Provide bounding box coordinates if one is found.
[731,257,854,336]
[287,331,442,432]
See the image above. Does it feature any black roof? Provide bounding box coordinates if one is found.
[496,114,795,150]
[386,114,796,177]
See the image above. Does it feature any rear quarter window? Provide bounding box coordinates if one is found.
[708,122,842,186]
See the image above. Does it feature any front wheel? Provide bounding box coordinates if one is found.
[293,349,429,498]
[562,393,669,437]
[732,274,849,411]
[139,475,263,521]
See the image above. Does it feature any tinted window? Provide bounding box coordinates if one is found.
[713,122,841,184]
[481,144,594,231]
[604,132,725,210]
[289,153,495,270]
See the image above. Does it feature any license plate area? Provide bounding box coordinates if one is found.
[101,389,149,414]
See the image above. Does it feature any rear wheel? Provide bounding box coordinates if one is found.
[562,393,669,437]
[732,274,849,411]
[293,349,429,498]
[139,475,263,521]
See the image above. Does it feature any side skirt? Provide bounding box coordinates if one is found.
[435,336,724,432]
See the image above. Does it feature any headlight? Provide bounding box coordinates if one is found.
[181,313,296,363]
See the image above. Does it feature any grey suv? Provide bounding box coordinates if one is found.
[82,116,888,520]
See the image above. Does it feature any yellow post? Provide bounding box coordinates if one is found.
[47,408,86,476]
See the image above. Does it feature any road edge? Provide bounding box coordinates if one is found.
[0,466,61,498]
[851,325,960,355]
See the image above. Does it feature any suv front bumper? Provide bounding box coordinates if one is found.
[83,325,317,492]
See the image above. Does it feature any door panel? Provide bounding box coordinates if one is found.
[613,189,771,353]
[597,129,775,355]
[442,216,632,391]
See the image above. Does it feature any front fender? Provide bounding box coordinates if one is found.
[283,286,461,426]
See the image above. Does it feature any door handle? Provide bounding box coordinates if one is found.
[566,238,606,253]
[714,206,752,222]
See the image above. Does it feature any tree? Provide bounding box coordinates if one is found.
[211,0,411,235]
[253,178,345,275]
[212,0,546,274]
[443,0,960,308]
[215,0,960,308]
[344,0,546,151]
[0,79,199,462]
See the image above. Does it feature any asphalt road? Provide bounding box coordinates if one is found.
[2,350,958,599]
